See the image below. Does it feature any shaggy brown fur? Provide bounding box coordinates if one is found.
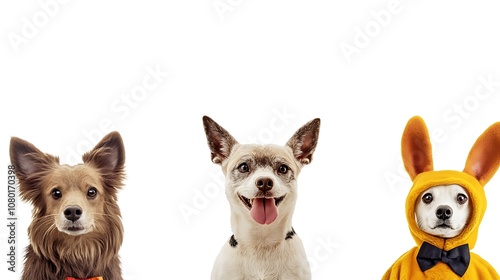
[10,132,125,280]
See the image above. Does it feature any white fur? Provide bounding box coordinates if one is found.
[212,236,310,280]
[205,117,319,280]
[212,145,311,280]
[415,184,471,238]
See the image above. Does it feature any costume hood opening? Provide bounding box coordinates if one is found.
[406,170,486,251]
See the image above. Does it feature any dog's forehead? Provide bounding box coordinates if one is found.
[229,144,296,166]
[46,164,102,190]
[423,184,468,196]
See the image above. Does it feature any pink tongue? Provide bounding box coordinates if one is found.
[250,198,278,225]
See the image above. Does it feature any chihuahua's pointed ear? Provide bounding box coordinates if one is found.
[10,137,59,181]
[203,116,238,165]
[401,116,434,181]
[463,122,500,186]
[82,132,125,185]
[286,118,320,165]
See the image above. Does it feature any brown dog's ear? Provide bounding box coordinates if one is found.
[203,116,238,165]
[10,137,59,180]
[10,137,59,201]
[463,122,500,186]
[286,118,320,165]
[83,131,125,189]
[401,116,434,181]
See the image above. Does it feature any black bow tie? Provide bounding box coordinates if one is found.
[416,241,470,277]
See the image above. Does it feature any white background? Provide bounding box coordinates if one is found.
[1,0,500,279]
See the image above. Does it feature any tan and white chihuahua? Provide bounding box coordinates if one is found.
[203,116,320,280]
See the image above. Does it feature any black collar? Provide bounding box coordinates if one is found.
[229,227,296,248]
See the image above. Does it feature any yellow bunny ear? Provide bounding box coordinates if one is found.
[464,122,500,186]
[401,116,434,181]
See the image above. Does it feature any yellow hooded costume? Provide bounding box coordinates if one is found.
[383,116,500,280]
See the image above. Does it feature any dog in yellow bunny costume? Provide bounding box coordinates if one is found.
[383,116,500,280]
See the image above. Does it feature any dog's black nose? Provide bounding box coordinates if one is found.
[256,177,274,192]
[436,205,453,220]
[64,206,83,222]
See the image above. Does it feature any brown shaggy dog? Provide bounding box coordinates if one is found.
[10,132,125,280]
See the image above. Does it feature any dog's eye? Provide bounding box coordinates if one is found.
[51,189,62,200]
[422,193,433,204]
[457,193,468,205]
[238,163,249,173]
[278,164,289,174]
[87,187,98,198]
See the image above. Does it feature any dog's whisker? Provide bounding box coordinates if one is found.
[91,212,119,218]
[31,214,58,223]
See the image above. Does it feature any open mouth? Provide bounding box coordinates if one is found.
[238,194,286,210]
[238,193,286,225]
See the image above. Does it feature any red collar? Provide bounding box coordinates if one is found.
[66,277,103,280]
